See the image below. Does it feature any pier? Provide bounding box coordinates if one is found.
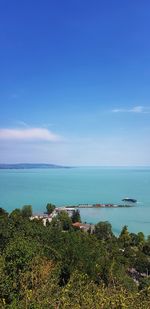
[66,203,134,209]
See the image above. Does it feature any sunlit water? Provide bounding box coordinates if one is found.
[0,167,150,236]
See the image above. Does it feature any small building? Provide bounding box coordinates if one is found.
[72,222,95,233]
[30,214,52,226]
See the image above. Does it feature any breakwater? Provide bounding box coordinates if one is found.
[66,203,135,209]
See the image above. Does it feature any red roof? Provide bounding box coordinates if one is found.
[72,222,81,227]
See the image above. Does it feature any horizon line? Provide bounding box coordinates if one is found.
[0,163,150,168]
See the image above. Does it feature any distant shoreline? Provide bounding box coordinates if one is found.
[0,163,71,169]
[0,164,150,170]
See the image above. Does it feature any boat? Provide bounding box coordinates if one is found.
[122,198,137,203]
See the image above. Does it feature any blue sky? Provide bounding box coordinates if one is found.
[0,0,150,165]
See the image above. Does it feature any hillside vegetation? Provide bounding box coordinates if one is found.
[0,206,150,308]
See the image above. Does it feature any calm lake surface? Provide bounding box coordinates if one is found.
[0,167,150,236]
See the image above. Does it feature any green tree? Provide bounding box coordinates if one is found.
[134,252,150,274]
[3,236,38,304]
[94,221,113,241]
[137,232,145,249]
[71,209,81,223]
[9,208,22,220]
[143,243,150,256]
[46,203,55,214]
[119,225,131,247]
[58,211,72,231]
[137,232,145,243]
[0,210,9,251]
[130,233,139,246]
[19,256,60,308]
[0,207,8,218]
[139,277,150,290]
[21,205,32,218]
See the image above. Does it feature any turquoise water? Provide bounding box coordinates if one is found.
[0,167,150,236]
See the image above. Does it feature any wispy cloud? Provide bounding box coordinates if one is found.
[112,106,150,114]
[0,128,61,141]
[15,121,29,127]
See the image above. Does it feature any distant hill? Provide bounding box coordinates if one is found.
[0,163,70,169]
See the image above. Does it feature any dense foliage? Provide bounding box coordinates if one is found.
[0,206,150,308]
[46,203,56,215]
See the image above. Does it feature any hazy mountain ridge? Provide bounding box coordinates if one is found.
[0,163,70,169]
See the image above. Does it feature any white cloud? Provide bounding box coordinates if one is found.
[130,106,144,113]
[0,128,61,141]
[112,105,150,114]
